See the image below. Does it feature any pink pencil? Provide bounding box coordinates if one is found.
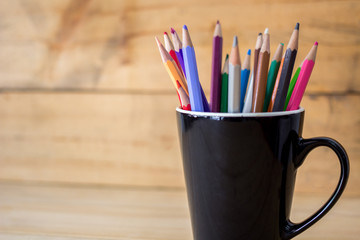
[287,42,318,111]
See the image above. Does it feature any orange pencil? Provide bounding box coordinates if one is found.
[155,37,189,95]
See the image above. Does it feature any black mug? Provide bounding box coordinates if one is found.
[176,108,349,240]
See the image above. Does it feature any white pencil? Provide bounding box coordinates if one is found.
[227,36,241,113]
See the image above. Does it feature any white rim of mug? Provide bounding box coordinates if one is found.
[176,107,304,117]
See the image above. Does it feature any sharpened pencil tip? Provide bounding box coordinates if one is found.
[247,49,251,55]
[217,20,220,24]
[170,28,175,34]
[225,54,229,60]
[280,42,284,46]
[315,41,318,46]
[258,33,262,36]
[264,28,269,34]
[295,22,300,30]
[164,32,168,35]
[233,36,238,47]
[183,25,188,30]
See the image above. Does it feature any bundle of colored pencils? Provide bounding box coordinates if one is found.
[156,22,318,113]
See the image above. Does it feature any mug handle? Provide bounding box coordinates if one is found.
[283,137,350,239]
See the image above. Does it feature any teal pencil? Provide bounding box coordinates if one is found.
[263,43,284,111]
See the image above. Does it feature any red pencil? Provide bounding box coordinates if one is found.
[164,32,183,75]
[176,80,191,110]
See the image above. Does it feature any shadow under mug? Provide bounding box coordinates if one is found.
[176,108,349,240]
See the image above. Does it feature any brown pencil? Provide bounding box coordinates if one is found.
[252,28,270,112]
[253,33,263,87]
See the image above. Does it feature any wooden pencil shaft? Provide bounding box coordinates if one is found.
[220,72,229,112]
[263,60,281,112]
[287,60,315,110]
[287,43,318,110]
[252,51,270,112]
[200,85,210,112]
[253,49,260,86]
[267,57,284,112]
[183,46,203,112]
[263,43,283,111]
[252,31,270,112]
[272,48,297,111]
[182,26,204,112]
[156,37,189,96]
[176,81,191,110]
[169,50,182,74]
[228,63,241,113]
[164,61,188,95]
[175,51,185,74]
[210,36,223,112]
[242,72,254,113]
[240,69,250,112]
[284,66,301,110]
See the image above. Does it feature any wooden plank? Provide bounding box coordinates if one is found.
[0,93,359,195]
[0,182,359,239]
[0,0,359,93]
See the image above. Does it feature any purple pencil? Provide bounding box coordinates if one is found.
[171,28,186,77]
[210,21,223,112]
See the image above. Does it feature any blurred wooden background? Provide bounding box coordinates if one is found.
[0,0,359,239]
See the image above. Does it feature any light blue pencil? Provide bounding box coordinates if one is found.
[240,49,251,112]
[182,25,204,112]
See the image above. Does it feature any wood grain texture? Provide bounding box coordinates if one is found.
[0,182,359,240]
[0,0,358,93]
[0,93,359,195]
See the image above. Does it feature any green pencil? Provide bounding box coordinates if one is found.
[263,43,284,112]
[220,54,229,112]
[284,62,302,110]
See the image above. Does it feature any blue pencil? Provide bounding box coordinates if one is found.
[182,25,204,112]
[240,49,251,112]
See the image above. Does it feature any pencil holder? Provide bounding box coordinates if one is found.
[176,108,349,240]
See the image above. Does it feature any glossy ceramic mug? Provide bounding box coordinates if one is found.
[176,108,349,240]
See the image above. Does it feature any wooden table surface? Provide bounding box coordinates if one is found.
[0,181,359,240]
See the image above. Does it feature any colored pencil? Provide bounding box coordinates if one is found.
[284,60,303,110]
[252,28,270,112]
[200,87,210,112]
[287,42,318,111]
[171,28,186,76]
[267,57,284,111]
[253,33,263,92]
[182,25,204,112]
[242,72,254,113]
[270,23,299,112]
[210,21,223,112]
[164,32,182,74]
[228,36,241,113]
[243,33,263,113]
[263,43,283,111]
[176,80,191,110]
[220,54,229,112]
[155,37,189,96]
[240,49,251,112]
